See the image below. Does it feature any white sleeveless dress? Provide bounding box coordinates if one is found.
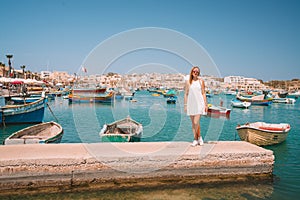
[187,80,206,116]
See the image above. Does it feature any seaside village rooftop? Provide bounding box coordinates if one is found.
[0,64,300,92]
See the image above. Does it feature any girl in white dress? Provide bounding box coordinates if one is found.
[184,66,208,146]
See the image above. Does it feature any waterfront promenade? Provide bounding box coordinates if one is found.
[0,141,274,195]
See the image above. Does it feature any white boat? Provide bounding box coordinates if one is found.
[4,121,64,145]
[288,91,300,99]
[236,122,290,146]
[231,99,251,108]
[272,98,296,104]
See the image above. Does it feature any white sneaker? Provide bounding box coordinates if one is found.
[198,137,204,146]
[191,140,198,147]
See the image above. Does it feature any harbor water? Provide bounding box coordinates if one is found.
[1,91,299,199]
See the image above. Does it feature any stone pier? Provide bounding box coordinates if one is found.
[0,141,274,194]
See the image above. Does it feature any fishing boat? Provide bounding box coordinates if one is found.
[162,89,177,98]
[236,122,291,146]
[166,96,177,104]
[99,116,143,142]
[68,91,114,103]
[10,96,41,104]
[236,94,272,106]
[272,98,296,104]
[231,99,251,108]
[4,121,63,145]
[207,104,231,117]
[0,97,47,124]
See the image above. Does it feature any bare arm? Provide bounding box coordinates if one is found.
[184,80,189,112]
[200,79,208,112]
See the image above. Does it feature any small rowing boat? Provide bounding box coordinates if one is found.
[4,121,64,145]
[236,122,290,146]
[99,116,143,142]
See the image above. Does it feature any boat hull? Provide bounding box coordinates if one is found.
[4,121,64,145]
[68,92,114,103]
[99,117,143,142]
[0,98,46,124]
[236,122,290,146]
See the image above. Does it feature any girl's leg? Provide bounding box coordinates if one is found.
[190,115,200,140]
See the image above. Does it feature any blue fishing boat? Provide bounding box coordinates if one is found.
[10,96,41,104]
[0,97,47,124]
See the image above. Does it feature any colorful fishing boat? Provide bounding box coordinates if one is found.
[0,97,47,125]
[4,121,63,145]
[10,96,41,104]
[236,94,272,106]
[231,99,251,108]
[162,89,177,97]
[68,91,114,103]
[236,122,290,146]
[99,116,143,142]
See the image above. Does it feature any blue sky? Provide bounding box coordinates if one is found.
[0,0,299,81]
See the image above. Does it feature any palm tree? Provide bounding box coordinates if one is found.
[6,54,13,77]
[20,65,26,78]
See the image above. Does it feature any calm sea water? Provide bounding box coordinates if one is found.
[1,91,299,199]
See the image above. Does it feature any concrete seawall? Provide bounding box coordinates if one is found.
[0,141,274,194]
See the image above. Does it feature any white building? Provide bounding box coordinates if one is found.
[40,71,52,79]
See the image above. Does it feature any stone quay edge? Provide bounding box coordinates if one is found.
[0,141,274,194]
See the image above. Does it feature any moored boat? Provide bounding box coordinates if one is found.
[68,91,114,103]
[272,98,296,104]
[10,96,41,104]
[231,99,251,108]
[4,121,63,145]
[207,104,231,117]
[99,116,143,142]
[236,94,272,106]
[236,122,290,146]
[0,97,47,124]
[166,96,177,104]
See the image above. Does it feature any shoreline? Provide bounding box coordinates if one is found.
[0,141,274,195]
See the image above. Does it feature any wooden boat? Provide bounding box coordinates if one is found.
[99,116,143,142]
[10,96,41,104]
[236,94,272,106]
[0,97,47,124]
[236,122,290,146]
[207,104,231,117]
[162,89,177,97]
[72,87,107,94]
[272,98,296,104]
[4,121,63,145]
[287,91,300,99]
[68,91,114,103]
[231,99,251,108]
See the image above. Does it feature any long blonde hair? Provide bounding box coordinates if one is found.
[189,66,200,85]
